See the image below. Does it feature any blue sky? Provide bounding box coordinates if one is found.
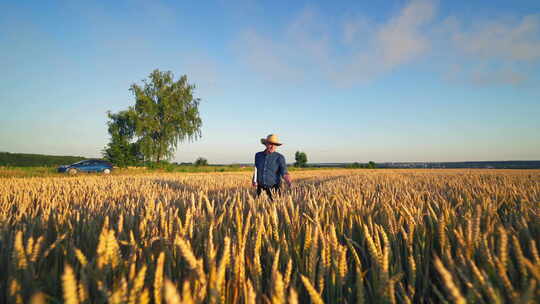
[1,0,539,163]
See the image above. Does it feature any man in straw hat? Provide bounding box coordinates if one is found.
[252,134,292,201]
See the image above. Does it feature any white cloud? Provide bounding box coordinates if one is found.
[333,0,436,85]
[443,13,540,85]
[342,17,371,46]
[235,7,334,82]
[285,7,331,61]
[239,30,305,81]
[453,14,540,62]
[375,0,435,68]
[237,0,436,85]
[470,66,526,86]
[236,0,539,87]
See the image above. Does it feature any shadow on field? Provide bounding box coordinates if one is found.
[295,175,349,187]
[151,179,244,201]
[151,174,350,202]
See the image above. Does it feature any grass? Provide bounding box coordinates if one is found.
[0,165,248,178]
[1,169,539,303]
[0,165,343,178]
[0,166,59,178]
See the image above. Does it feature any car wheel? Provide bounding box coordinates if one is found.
[68,168,78,175]
[103,168,111,174]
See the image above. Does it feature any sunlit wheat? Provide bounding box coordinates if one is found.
[0,169,538,303]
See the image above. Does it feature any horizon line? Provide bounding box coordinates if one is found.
[2,151,539,165]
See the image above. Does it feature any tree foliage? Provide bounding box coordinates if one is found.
[348,162,363,168]
[0,152,86,167]
[103,69,202,165]
[346,161,377,169]
[294,151,308,167]
[194,157,208,166]
[131,70,202,162]
[103,110,142,167]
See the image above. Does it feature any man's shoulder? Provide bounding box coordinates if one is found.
[255,151,265,156]
[274,152,286,159]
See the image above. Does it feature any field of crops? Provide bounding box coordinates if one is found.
[1,169,539,303]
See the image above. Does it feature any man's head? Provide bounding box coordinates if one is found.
[261,134,282,153]
[265,142,277,153]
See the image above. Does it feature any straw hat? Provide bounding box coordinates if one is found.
[261,134,282,146]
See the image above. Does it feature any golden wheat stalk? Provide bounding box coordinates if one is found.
[13,231,28,269]
[164,279,182,304]
[301,275,325,304]
[434,257,466,304]
[9,279,23,304]
[128,265,147,304]
[154,252,165,304]
[29,292,47,304]
[62,264,79,304]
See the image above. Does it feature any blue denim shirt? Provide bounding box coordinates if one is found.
[255,151,288,186]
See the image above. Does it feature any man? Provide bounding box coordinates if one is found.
[252,134,292,200]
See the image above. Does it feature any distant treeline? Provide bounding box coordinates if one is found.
[308,162,377,168]
[377,161,540,169]
[294,161,540,169]
[0,152,87,167]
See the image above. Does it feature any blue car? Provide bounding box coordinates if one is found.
[58,159,113,175]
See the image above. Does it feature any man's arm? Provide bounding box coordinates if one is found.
[279,155,292,187]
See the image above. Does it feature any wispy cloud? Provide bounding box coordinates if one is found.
[239,29,306,82]
[334,0,436,85]
[237,0,437,85]
[453,14,540,62]
[236,7,334,82]
[375,0,435,68]
[236,0,540,87]
[445,13,540,85]
[182,54,221,94]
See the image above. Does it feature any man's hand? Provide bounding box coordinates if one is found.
[284,173,292,187]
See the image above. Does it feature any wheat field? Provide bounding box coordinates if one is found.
[1,169,539,303]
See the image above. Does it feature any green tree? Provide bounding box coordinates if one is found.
[194,157,208,166]
[367,161,377,169]
[294,151,308,167]
[130,69,202,162]
[103,110,142,167]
